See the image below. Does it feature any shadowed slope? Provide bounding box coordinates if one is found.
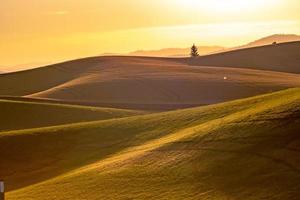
[0,57,104,96]
[27,63,300,109]
[0,98,142,132]
[1,42,300,110]
[2,88,300,199]
[0,56,300,110]
[191,41,300,74]
[0,42,300,110]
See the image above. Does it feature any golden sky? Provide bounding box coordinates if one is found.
[1,0,300,68]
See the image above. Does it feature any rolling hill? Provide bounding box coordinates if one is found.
[243,34,300,48]
[191,41,300,74]
[1,41,300,110]
[0,98,142,132]
[1,88,300,199]
[128,34,300,57]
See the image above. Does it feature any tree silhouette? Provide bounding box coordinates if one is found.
[190,44,199,57]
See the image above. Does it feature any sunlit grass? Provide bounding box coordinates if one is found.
[1,88,300,199]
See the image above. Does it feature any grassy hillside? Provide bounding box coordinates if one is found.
[191,41,300,74]
[0,98,141,131]
[1,88,300,199]
[1,54,300,110]
[0,57,103,96]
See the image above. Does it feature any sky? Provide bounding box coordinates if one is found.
[1,0,300,70]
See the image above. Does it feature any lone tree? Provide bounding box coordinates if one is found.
[190,44,199,57]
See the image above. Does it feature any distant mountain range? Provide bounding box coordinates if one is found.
[227,34,300,52]
[129,46,225,57]
[0,62,53,73]
[128,34,300,57]
[0,67,6,74]
[244,34,300,47]
[2,34,300,72]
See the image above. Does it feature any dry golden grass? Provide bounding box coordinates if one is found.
[0,98,142,132]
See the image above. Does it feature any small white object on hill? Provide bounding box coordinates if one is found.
[0,181,4,193]
[0,180,4,200]
[224,76,228,80]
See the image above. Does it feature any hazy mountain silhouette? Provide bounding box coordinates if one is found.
[129,34,300,57]
[226,34,300,52]
[130,46,225,57]
[246,34,300,47]
[2,34,300,72]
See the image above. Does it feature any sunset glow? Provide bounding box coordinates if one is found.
[0,0,300,69]
[176,0,271,13]
[1,1,300,199]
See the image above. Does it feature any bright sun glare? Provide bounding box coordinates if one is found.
[178,0,273,13]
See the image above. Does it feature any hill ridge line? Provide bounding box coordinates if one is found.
[10,88,299,193]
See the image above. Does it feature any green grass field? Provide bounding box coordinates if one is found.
[1,88,299,199]
[0,98,142,131]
